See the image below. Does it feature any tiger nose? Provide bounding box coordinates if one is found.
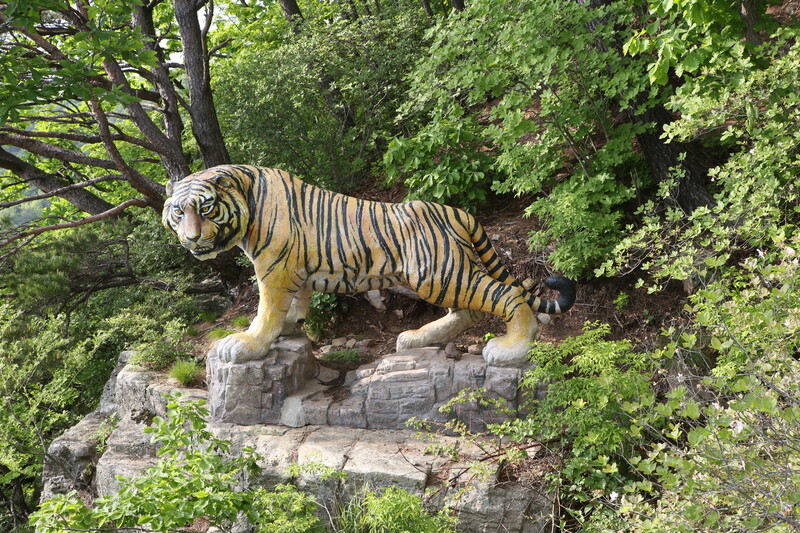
[186,233,201,242]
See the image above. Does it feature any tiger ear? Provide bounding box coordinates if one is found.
[166,179,175,197]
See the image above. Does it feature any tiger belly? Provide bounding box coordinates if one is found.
[304,271,406,294]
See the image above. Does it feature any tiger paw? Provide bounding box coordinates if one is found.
[213,332,269,363]
[482,335,531,367]
[396,329,424,351]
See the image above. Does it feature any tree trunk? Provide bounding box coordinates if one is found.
[419,0,434,19]
[449,0,465,12]
[280,0,304,31]
[172,0,231,169]
[634,103,716,211]
[132,3,191,177]
[0,148,117,216]
[740,0,763,46]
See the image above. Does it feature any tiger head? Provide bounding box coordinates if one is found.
[162,167,250,260]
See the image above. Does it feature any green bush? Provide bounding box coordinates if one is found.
[388,0,651,277]
[252,485,324,533]
[305,292,338,341]
[600,32,800,287]
[30,394,261,531]
[489,322,660,528]
[337,487,455,533]
[30,394,456,533]
[215,10,428,191]
[610,238,800,531]
[384,116,495,209]
[106,309,192,370]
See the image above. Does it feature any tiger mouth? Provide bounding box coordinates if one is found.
[190,247,215,256]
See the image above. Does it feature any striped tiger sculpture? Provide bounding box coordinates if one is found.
[163,165,575,367]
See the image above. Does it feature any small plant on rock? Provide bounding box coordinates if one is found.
[168,359,204,387]
[231,315,251,328]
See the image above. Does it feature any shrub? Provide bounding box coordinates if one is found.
[252,485,324,533]
[388,0,651,277]
[336,487,455,533]
[30,394,262,531]
[106,309,192,370]
[610,237,800,531]
[215,10,428,191]
[305,292,338,341]
[489,322,661,528]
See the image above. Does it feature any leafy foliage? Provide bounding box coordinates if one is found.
[0,216,203,529]
[0,311,116,531]
[489,323,660,528]
[386,0,651,276]
[30,394,261,532]
[305,292,338,341]
[30,394,456,533]
[214,7,428,190]
[252,484,324,533]
[336,487,456,533]
[610,238,800,531]
[603,22,800,286]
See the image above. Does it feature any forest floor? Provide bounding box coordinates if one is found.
[201,184,688,374]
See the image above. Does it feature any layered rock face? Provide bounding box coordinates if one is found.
[42,339,553,532]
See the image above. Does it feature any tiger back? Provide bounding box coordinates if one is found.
[163,165,575,367]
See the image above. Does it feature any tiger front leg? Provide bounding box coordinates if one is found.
[214,282,296,363]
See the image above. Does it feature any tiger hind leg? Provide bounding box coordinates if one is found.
[282,288,312,335]
[406,271,538,366]
[482,305,539,367]
[395,308,487,351]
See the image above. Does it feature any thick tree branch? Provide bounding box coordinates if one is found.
[0,148,117,215]
[0,198,150,250]
[90,97,165,209]
[132,3,188,159]
[102,56,191,180]
[0,132,117,170]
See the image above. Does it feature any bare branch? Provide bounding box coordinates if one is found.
[0,175,123,210]
[0,198,150,250]
[0,235,37,267]
[208,37,233,57]
[0,126,159,153]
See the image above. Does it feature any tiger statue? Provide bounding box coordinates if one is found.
[163,165,575,367]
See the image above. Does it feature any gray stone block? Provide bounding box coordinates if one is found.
[207,336,316,425]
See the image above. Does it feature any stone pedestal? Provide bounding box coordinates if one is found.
[207,336,317,425]
[207,338,539,431]
[282,348,537,432]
